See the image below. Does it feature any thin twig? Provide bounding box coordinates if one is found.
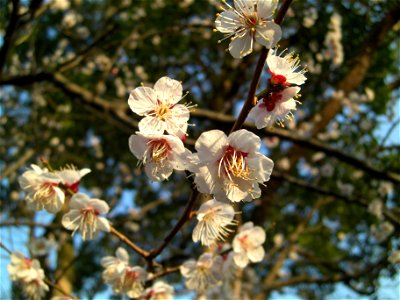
[109,226,149,258]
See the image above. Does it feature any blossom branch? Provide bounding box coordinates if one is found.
[230,0,294,133]
[109,226,149,258]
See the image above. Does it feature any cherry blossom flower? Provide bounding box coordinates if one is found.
[101,247,130,289]
[180,253,223,291]
[128,76,191,138]
[7,252,49,300]
[62,192,110,240]
[192,199,236,246]
[388,251,400,264]
[57,166,91,193]
[142,281,174,300]
[117,266,148,298]
[249,86,301,128]
[215,0,282,58]
[232,222,266,268]
[129,132,192,181]
[18,164,65,213]
[267,48,307,87]
[190,129,274,202]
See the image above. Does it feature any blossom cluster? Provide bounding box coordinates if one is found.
[101,247,174,299]
[7,252,49,300]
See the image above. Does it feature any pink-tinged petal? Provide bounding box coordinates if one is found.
[139,116,166,134]
[255,22,281,49]
[128,86,157,115]
[248,246,265,262]
[233,252,249,268]
[229,31,253,59]
[70,193,89,209]
[257,0,279,19]
[195,130,228,162]
[128,134,148,160]
[154,76,183,104]
[247,153,274,182]
[248,101,266,120]
[62,211,81,230]
[228,129,261,153]
[215,10,241,33]
[97,217,111,232]
[89,199,110,214]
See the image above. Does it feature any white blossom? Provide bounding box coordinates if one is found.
[266,49,307,87]
[101,247,130,289]
[18,164,65,213]
[215,0,282,58]
[180,253,223,291]
[323,13,344,66]
[142,281,174,300]
[232,222,266,268]
[128,76,191,137]
[190,129,274,202]
[192,199,236,246]
[129,132,192,181]
[249,87,301,128]
[62,193,110,240]
[117,266,147,298]
[371,221,394,243]
[7,252,49,300]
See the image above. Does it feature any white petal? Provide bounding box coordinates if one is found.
[169,148,192,171]
[144,161,173,181]
[154,76,183,105]
[180,260,196,277]
[116,247,130,262]
[195,130,228,162]
[257,0,279,19]
[97,217,111,232]
[234,0,254,12]
[226,182,250,202]
[79,168,91,177]
[255,22,281,49]
[248,226,266,244]
[248,246,265,262]
[247,153,274,182]
[280,86,301,102]
[233,252,249,268]
[241,221,255,231]
[139,116,166,134]
[229,31,253,59]
[215,10,241,33]
[193,165,215,194]
[228,129,260,153]
[62,211,81,230]
[70,193,89,209]
[89,199,110,214]
[128,87,158,115]
[128,134,148,159]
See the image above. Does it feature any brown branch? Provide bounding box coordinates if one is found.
[1,148,35,180]
[148,266,181,281]
[109,226,149,258]
[147,188,199,259]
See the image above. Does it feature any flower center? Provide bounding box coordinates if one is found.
[147,139,171,163]
[64,180,80,193]
[260,92,282,112]
[218,145,250,180]
[154,101,172,121]
[268,69,289,87]
[245,13,258,28]
[80,207,99,225]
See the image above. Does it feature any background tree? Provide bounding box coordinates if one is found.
[1,0,399,299]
